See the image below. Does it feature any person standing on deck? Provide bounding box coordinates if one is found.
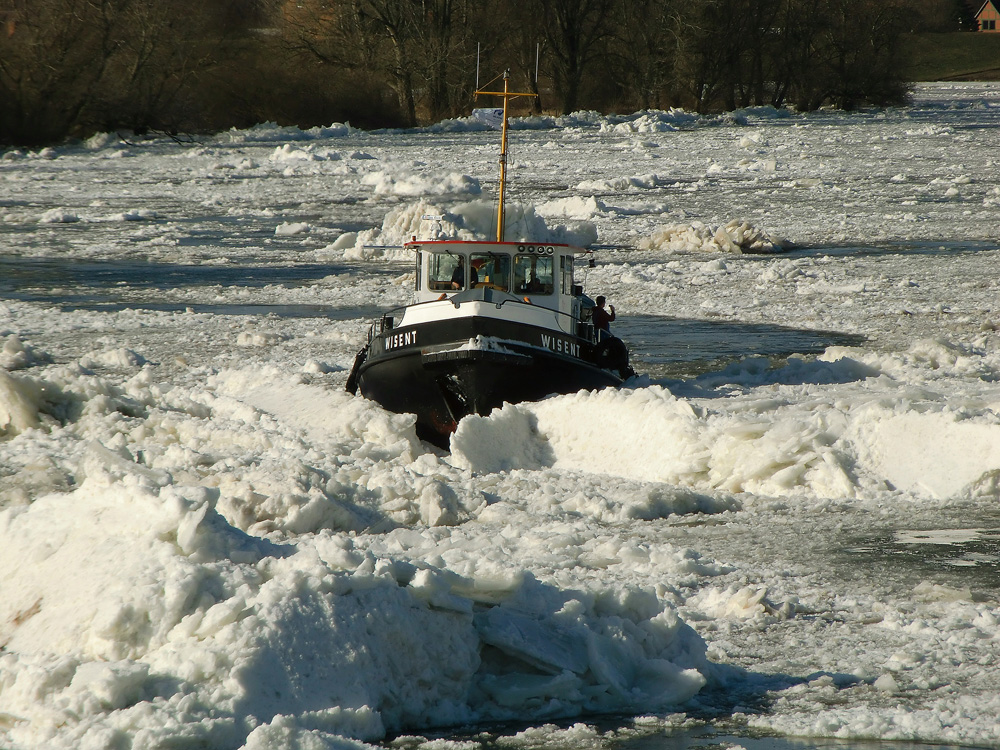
[592,296,616,340]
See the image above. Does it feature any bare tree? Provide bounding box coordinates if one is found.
[413,0,482,120]
[908,0,970,32]
[774,0,909,110]
[669,0,908,113]
[93,0,225,134]
[730,0,783,108]
[282,0,482,125]
[491,0,546,114]
[279,0,403,108]
[822,0,909,109]
[536,0,613,114]
[346,0,420,124]
[606,0,677,110]
[767,0,825,109]
[670,0,734,112]
[0,0,251,144]
[0,0,117,144]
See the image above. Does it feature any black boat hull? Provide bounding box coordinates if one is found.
[354,315,626,447]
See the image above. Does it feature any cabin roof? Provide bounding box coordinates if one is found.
[405,239,583,251]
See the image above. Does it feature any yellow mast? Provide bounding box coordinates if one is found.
[475,70,537,243]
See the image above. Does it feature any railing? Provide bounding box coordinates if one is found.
[494,297,593,340]
[365,294,597,344]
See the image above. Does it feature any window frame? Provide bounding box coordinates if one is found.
[470,252,512,291]
[513,254,555,295]
[427,252,463,291]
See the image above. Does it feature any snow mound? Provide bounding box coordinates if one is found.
[0,475,709,747]
[847,405,1000,499]
[270,144,345,163]
[605,109,700,133]
[344,201,598,261]
[1,335,52,371]
[39,208,81,224]
[224,122,352,144]
[419,115,499,134]
[449,367,1000,502]
[113,209,160,222]
[535,196,608,220]
[361,171,481,198]
[576,175,665,192]
[0,369,42,436]
[450,403,553,473]
[79,348,149,370]
[84,132,120,150]
[275,221,310,236]
[638,220,788,254]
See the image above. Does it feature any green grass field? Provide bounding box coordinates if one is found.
[903,32,1000,80]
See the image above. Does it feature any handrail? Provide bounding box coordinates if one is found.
[495,297,582,328]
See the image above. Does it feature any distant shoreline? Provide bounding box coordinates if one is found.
[904,31,1000,81]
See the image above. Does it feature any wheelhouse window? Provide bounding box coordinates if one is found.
[560,255,574,294]
[470,253,511,291]
[514,254,554,295]
[428,252,464,290]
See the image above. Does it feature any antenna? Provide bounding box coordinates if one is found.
[535,43,540,84]
[476,43,481,90]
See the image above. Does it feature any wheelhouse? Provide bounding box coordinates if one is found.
[411,240,586,330]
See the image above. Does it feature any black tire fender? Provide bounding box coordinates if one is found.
[345,347,368,394]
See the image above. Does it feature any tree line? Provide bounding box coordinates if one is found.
[0,0,959,147]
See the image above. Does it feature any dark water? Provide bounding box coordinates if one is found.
[0,255,392,319]
[404,718,987,750]
[616,316,863,379]
[786,240,999,259]
[620,727,986,750]
[0,255,388,293]
[841,526,1000,591]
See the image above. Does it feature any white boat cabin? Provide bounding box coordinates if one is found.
[408,240,590,334]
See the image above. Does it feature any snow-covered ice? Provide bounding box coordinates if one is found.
[2,83,1000,750]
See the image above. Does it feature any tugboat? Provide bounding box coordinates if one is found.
[345,71,633,447]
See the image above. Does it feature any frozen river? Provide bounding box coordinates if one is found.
[1,83,1000,750]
